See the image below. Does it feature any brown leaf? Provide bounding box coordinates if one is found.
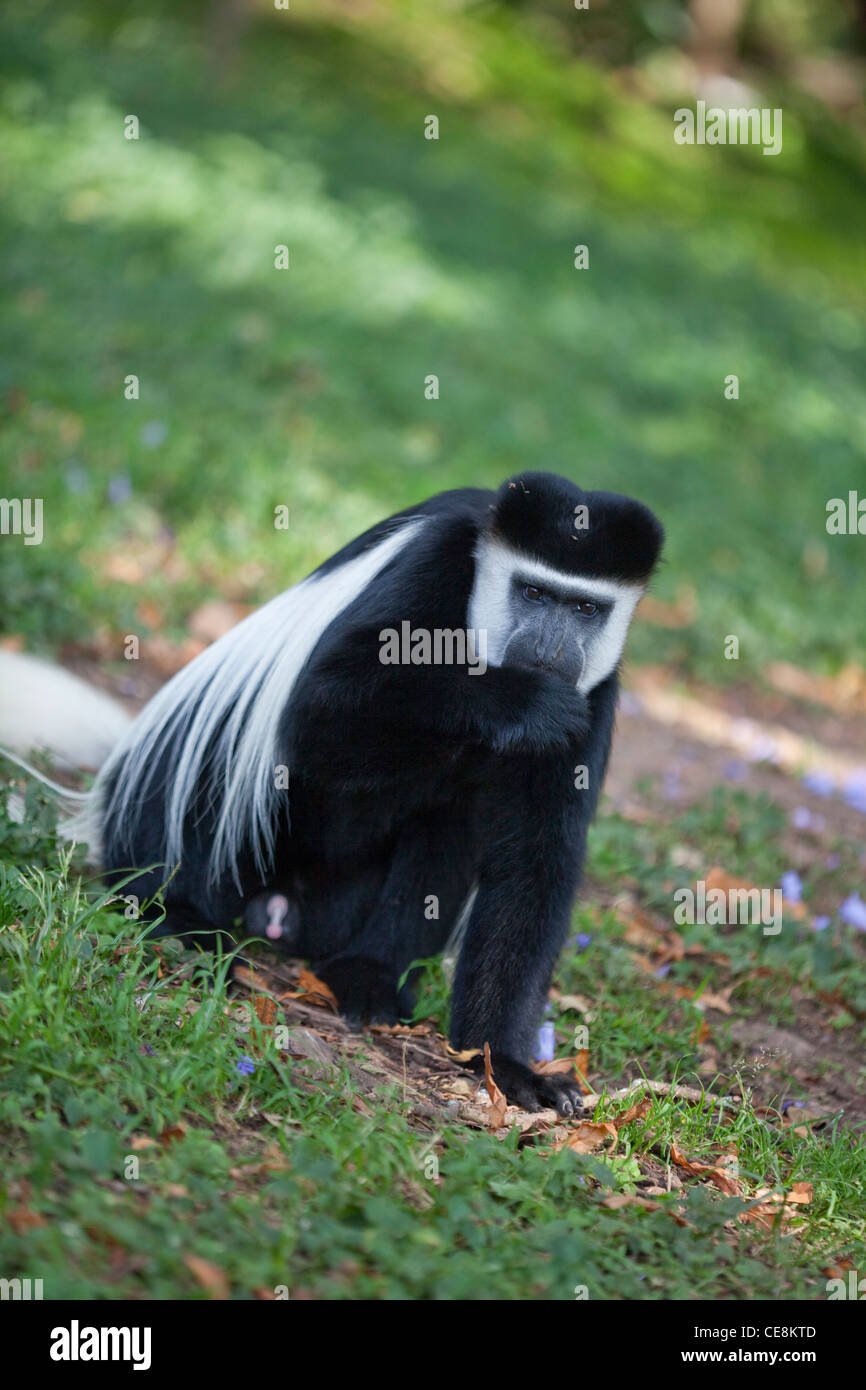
[289,969,338,1009]
[694,987,734,1015]
[573,1048,591,1092]
[556,992,594,1014]
[483,1042,508,1129]
[254,994,277,1027]
[158,1122,188,1147]
[600,1193,660,1211]
[233,963,275,994]
[705,865,806,923]
[188,600,252,645]
[135,600,164,630]
[561,1121,617,1154]
[6,1207,46,1234]
[614,1095,653,1129]
[670,1144,740,1196]
[636,587,698,629]
[145,635,206,678]
[534,1057,576,1075]
[183,1255,230,1299]
[372,1021,434,1037]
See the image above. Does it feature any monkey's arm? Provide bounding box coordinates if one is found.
[449,674,619,1114]
[304,624,592,754]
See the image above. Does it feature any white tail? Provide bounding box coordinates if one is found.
[0,649,131,771]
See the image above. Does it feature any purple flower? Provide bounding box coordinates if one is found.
[780,871,803,902]
[811,915,831,932]
[839,894,866,932]
[141,420,168,448]
[723,759,748,782]
[791,807,812,830]
[573,932,593,952]
[108,474,132,504]
[533,1022,556,1063]
[781,1100,805,1115]
[619,692,642,717]
[802,770,834,797]
[236,1055,256,1075]
[64,461,89,493]
[140,1043,157,1056]
[655,962,672,979]
[843,774,866,814]
[747,736,778,764]
[662,771,681,800]
[826,854,841,870]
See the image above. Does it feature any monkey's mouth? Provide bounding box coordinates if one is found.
[515,658,560,676]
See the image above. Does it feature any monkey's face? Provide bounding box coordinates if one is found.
[469,537,646,693]
[501,577,612,686]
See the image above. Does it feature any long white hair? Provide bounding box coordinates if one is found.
[67,520,422,886]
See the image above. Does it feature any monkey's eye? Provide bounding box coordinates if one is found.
[576,600,599,617]
[523,584,545,603]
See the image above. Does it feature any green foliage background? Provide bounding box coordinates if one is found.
[1,0,864,679]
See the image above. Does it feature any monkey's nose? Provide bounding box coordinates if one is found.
[534,635,564,666]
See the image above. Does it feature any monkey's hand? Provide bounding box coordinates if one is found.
[466,1051,584,1117]
[488,671,591,755]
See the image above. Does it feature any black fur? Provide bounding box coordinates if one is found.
[102,472,663,1113]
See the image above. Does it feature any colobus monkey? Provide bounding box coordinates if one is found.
[72,472,663,1113]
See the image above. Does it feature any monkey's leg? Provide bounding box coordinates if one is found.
[315,816,475,1028]
[448,753,588,1116]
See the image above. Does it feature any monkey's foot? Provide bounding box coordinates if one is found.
[468,1052,584,1117]
[319,956,407,1030]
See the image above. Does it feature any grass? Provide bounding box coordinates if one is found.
[1,0,865,679]
[1,785,864,1300]
[1,0,866,1301]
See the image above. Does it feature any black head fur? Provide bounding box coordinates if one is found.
[491,472,664,582]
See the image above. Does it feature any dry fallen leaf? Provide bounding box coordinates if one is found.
[183,1255,230,1300]
[188,600,252,645]
[281,969,338,1010]
[742,1184,812,1231]
[6,1207,46,1234]
[560,1121,618,1155]
[130,1135,158,1151]
[705,865,806,923]
[371,1021,434,1037]
[636,587,699,629]
[158,1122,188,1147]
[254,994,277,1027]
[556,992,594,1015]
[670,1144,740,1197]
[233,963,275,994]
[600,1193,660,1212]
[534,1057,576,1075]
[613,1095,653,1129]
[694,987,734,1015]
[483,1042,508,1129]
